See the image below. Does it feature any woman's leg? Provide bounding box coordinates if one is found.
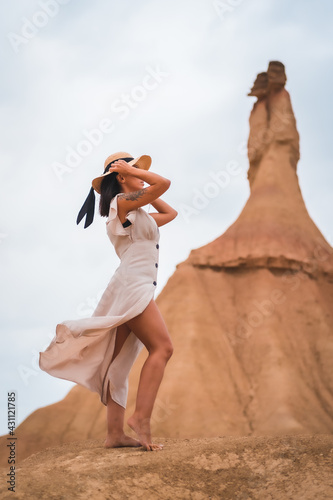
[125,298,174,451]
[104,323,141,448]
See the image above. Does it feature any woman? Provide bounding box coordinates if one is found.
[39,152,177,452]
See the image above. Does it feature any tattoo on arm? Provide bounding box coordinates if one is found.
[118,189,146,201]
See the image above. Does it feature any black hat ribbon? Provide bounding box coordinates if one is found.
[76,157,134,228]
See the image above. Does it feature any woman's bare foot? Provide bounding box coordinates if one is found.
[127,414,164,451]
[104,432,142,448]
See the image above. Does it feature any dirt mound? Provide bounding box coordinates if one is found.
[1,435,332,499]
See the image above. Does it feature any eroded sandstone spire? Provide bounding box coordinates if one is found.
[187,60,332,278]
[140,61,333,438]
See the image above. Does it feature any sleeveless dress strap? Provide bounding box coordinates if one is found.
[106,193,137,236]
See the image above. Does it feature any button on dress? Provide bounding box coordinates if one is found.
[39,193,160,408]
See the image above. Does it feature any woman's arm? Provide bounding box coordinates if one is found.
[148,198,178,227]
[108,160,170,212]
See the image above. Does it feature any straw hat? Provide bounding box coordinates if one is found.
[91,152,152,194]
[76,152,152,229]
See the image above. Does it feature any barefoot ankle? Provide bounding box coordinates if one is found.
[106,430,125,439]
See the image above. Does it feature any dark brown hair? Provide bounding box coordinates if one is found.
[99,173,121,217]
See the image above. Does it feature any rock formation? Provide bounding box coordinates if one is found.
[143,61,333,439]
[1,61,332,466]
[145,60,333,439]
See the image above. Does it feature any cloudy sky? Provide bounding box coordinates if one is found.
[1,0,332,435]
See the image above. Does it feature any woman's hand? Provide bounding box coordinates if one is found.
[108,159,135,176]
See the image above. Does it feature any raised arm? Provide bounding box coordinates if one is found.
[108,159,171,214]
[148,198,178,227]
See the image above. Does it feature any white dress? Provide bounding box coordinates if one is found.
[39,193,160,408]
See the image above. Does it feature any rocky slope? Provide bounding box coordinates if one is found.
[1,435,332,500]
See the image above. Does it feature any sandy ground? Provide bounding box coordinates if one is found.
[1,434,332,499]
